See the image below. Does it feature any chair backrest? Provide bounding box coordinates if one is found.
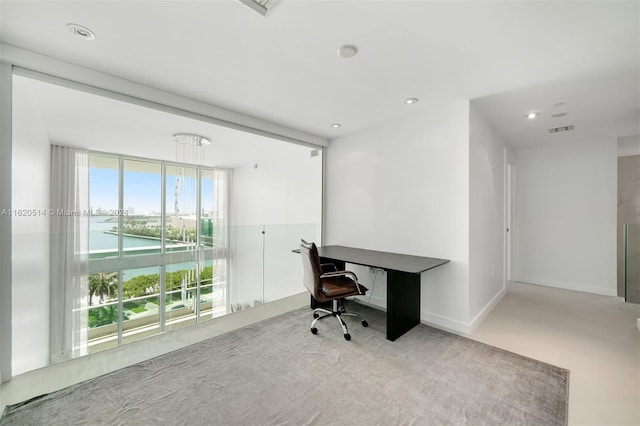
[299,239,322,299]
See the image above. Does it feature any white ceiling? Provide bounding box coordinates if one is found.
[14,74,311,168]
[2,0,639,147]
[473,71,640,149]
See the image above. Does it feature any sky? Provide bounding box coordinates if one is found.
[90,167,214,216]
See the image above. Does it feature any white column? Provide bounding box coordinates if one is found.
[0,61,13,383]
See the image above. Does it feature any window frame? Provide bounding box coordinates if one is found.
[87,151,229,348]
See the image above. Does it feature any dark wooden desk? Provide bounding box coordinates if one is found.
[303,245,449,341]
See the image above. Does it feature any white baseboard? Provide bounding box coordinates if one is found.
[353,295,471,334]
[355,290,507,336]
[419,287,507,336]
[517,277,617,297]
[420,310,471,335]
[467,287,507,333]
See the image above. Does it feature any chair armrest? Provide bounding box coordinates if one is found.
[320,270,364,294]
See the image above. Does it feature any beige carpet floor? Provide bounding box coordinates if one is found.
[1,302,569,425]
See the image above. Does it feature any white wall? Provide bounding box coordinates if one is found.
[618,135,640,157]
[11,76,51,375]
[232,152,322,226]
[325,101,471,330]
[468,103,508,325]
[515,137,617,295]
[229,146,322,308]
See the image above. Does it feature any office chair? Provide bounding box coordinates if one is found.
[299,239,368,340]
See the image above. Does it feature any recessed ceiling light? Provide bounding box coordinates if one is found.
[331,123,341,128]
[66,23,96,40]
[173,133,211,146]
[553,102,566,108]
[404,98,419,104]
[526,112,538,119]
[551,112,568,118]
[337,44,358,58]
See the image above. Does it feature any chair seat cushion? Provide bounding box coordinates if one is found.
[321,277,368,298]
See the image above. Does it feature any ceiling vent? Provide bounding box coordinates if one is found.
[236,0,283,17]
[548,125,575,134]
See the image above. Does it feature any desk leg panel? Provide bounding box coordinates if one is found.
[386,270,421,341]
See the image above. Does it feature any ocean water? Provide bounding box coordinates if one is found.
[90,217,212,279]
[90,217,159,251]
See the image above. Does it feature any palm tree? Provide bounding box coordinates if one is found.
[89,272,118,306]
[88,305,128,328]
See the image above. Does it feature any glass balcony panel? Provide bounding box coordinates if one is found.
[165,262,199,331]
[229,225,264,312]
[122,266,161,344]
[197,261,212,321]
[263,223,321,303]
[87,270,120,353]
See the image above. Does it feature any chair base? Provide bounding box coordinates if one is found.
[310,299,368,341]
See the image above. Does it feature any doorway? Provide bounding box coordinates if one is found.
[505,149,516,284]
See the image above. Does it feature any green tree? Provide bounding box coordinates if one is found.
[89,272,118,306]
[88,305,128,328]
[201,266,213,282]
[123,274,160,299]
[166,270,187,292]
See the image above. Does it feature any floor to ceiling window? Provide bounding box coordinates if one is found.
[86,153,228,353]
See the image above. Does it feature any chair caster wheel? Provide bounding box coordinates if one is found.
[362,320,368,327]
[311,327,318,334]
[313,313,319,319]
[344,333,351,341]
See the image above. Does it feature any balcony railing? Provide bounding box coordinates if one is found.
[87,279,226,352]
